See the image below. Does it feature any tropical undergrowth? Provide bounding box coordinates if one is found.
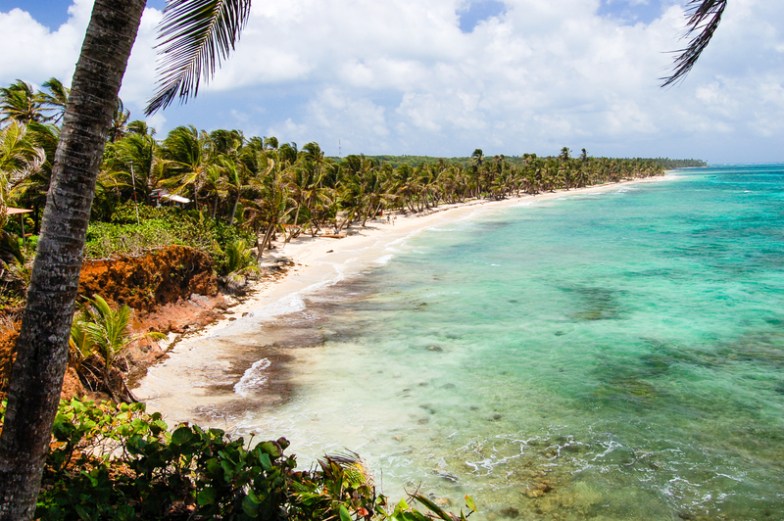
[0,398,476,521]
[70,295,165,402]
[85,203,256,278]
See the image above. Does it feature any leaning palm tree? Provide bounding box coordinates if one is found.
[107,97,131,142]
[0,80,44,126]
[160,124,213,207]
[12,122,60,234]
[0,1,253,518]
[39,77,70,124]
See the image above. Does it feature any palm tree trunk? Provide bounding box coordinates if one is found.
[229,191,240,226]
[0,2,146,519]
[259,221,277,259]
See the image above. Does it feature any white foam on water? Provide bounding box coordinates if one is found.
[263,293,307,317]
[234,358,272,397]
[375,254,394,265]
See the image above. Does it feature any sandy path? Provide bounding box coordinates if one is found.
[134,175,672,424]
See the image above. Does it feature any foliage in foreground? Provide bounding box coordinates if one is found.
[0,399,475,521]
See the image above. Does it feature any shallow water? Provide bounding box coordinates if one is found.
[202,167,784,519]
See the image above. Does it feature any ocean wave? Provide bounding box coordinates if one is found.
[375,254,394,265]
[234,358,272,397]
[263,294,306,317]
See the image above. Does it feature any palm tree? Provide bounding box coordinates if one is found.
[0,122,46,230]
[663,0,727,86]
[252,159,294,257]
[12,122,60,233]
[216,155,249,225]
[0,1,252,518]
[160,124,213,208]
[105,131,161,203]
[107,97,131,142]
[70,295,134,401]
[0,80,44,126]
[39,77,70,124]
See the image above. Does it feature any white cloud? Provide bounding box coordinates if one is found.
[0,2,89,86]
[1,0,783,162]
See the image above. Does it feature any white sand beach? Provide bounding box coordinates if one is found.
[133,175,672,425]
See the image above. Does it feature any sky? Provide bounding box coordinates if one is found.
[0,0,782,163]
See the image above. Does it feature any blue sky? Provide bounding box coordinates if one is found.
[5,1,662,33]
[1,0,783,163]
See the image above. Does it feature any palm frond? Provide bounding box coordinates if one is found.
[661,0,727,87]
[146,0,252,115]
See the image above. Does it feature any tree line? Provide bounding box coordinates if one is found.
[1,78,704,266]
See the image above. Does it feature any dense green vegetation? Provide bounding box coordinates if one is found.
[0,398,475,520]
[1,80,703,267]
[0,77,703,313]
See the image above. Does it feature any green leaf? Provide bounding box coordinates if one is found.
[196,487,216,506]
[206,457,221,475]
[259,440,281,458]
[394,499,410,515]
[242,494,260,517]
[464,495,477,512]
[258,451,272,471]
[339,504,352,521]
[412,494,454,521]
[171,425,193,445]
[147,0,253,114]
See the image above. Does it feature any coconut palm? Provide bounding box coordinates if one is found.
[209,128,244,158]
[663,0,727,86]
[215,154,249,225]
[0,122,46,230]
[107,97,131,142]
[103,128,160,203]
[70,295,132,400]
[39,77,70,124]
[0,80,44,126]
[11,122,60,234]
[160,124,213,207]
[0,1,253,517]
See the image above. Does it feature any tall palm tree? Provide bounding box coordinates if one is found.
[0,80,44,126]
[103,128,161,203]
[12,122,60,233]
[39,77,70,124]
[160,124,213,207]
[215,154,249,225]
[107,97,131,142]
[0,1,252,518]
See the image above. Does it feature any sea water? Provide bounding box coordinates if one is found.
[230,166,784,520]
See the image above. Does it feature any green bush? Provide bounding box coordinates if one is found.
[84,203,256,275]
[0,399,476,520]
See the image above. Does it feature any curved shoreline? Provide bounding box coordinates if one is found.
[133,174,674,425]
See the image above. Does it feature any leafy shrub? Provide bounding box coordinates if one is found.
[220,238,259,285]
[85,203,255,274]
[0,399,477,520]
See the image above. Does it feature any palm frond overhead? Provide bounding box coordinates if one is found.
[661,0,727,87]
[145,0,252,115]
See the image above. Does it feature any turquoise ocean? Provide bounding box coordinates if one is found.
[234,165,784,520]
